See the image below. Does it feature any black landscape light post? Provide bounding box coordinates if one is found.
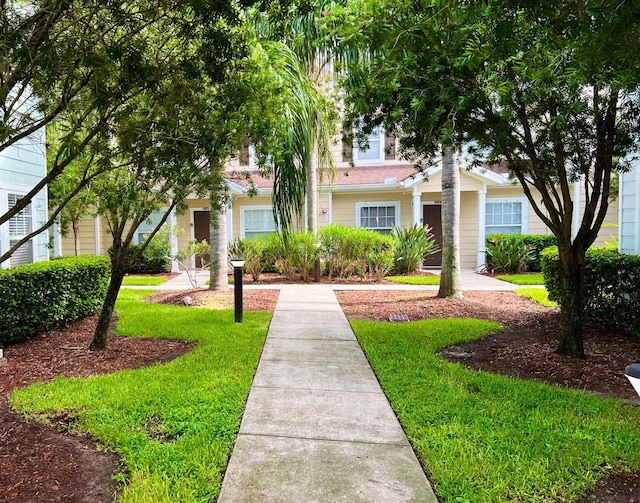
[625,363,640,398]
[230,258,245,323]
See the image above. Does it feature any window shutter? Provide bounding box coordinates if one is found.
[384,133,396,160]
[342,130,353,162]
[239,146,250,166]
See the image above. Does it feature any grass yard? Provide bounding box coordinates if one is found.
[351,318,640,502]
[515,287,558,307]
[386,274,440,285]
[11,289,271,503]
[121,275,170,286]
[496,273,545,285]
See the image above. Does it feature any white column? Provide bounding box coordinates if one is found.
[572,177,581,241]
[635,168,640,254]
[169,205,179,272]
[94,215,101,255]
[477,185,487,269]
[412,186,422,226]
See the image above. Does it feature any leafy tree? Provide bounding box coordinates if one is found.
[333,0,640,357]
[0,0,259,263]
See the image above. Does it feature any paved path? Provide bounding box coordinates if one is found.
[217,284,438,503]
[154,268,518,291]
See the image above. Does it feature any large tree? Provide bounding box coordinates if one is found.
[334,0,640,357]
[0,0,261,263]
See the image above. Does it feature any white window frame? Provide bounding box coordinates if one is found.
[353,125,385,164]
[355,201,401,233]
[240,205,277,239]
[3,190,37,266]
[134,209,168,245]
[485,197,528,235]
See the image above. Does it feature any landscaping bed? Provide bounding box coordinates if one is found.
[1,288,639,502]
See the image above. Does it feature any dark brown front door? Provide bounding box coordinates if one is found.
[422,205,442,267]
[193,211,210,268]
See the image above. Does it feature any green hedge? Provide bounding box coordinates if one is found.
[487,234,557,271]
[0,256,110,346]
[541,247,640,334]
[108,243,171,274]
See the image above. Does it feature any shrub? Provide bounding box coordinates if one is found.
[485,235,532,273]
[276,232,319,281]
[487,234,557,272]
[0,256,110,346]
[228,237,264,282]
[366,232,395,281]
[110,232,171,274]
[319,225,369,279]
[541,247,640,334]
[392,224,439,274]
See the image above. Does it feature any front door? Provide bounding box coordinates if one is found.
[423,205,443,267]
[193,211,211,268]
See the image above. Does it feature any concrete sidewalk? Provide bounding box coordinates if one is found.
[153,268,518,291]
[217,285,438,503]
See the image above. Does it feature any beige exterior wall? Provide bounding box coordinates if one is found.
[60,214,112,257]
[330,191,413,229]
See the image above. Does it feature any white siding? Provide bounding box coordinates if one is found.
[0,130,49,267]
[620,165,640,255]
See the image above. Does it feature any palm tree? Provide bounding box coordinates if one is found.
[253,2,341,236]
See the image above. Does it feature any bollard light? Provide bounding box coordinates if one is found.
[230,258,245,323]
[625,363,640,398]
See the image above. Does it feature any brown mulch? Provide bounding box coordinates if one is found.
[1,285,639,502]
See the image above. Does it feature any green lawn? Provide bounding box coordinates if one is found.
[496,273,545,285]
[515,287,558,307]
[386,274,440,285]
[121,275,169,286]
[351,318,640,502]
[11,289,271,503]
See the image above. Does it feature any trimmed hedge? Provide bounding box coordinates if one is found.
[0,256,110,346]
[487,234,557,271]
[541,247,640,334]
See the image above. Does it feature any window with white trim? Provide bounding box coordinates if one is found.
[356,202,400,234]
[241,206,277,239]
[134,210,167,244]
[354,126,385,164]
[8,193,34,265]
[485,198,527,235]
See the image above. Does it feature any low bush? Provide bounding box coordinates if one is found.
[541,247,640,333]
[0,256,110,346]
[270,232,319,281]
[487,234,557,272]
[485,235,532,273]
[110,233,171,274]
[393,224,439,274]
[319,224,393,280]
[228,237,264,282]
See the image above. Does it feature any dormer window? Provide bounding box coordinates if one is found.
[342,126,396,165]
[354,126,385,163]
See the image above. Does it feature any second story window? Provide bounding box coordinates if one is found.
[342,126,396,165]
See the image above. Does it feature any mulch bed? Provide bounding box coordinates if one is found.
[1,287,639,502]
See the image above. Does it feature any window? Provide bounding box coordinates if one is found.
[353,126,385,163]
[8,193,34,265]
[135,210,166,244]
[241,206,277,239]
[485,199,527,235]
[356,202,400,234]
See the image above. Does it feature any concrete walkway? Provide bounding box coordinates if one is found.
[153,268,518,291]
[217,284,438,503]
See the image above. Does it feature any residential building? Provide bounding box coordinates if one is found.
[620,163,640,255]
[0,130,50,268]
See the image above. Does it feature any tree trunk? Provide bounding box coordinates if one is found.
[209,202,229,291]
[307,146,318,234]
[556,245,586,358]
[438,146,463,298]
[90,248,127,350]
[72,218,80,255]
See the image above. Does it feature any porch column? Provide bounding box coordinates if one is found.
[169,205,179,272]
[94,215,101,255]
[477,185,487,269]
[412,186,422,226]
[572,176,581,240]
